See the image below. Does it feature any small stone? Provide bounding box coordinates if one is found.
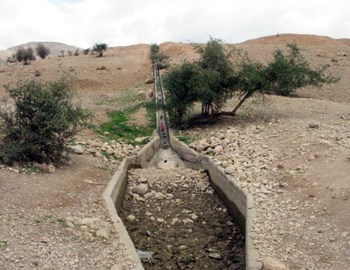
[171,218,179,225]
[154,192,166,200]
[39,237,50,243]
[66,221,75,228]
[126,215,136,221]
[341,231,349,238]
[144,192,154,199]
[78,218,101,226]
[135,137,148,143]
[157,218,165,223]
[179,245,187,250]
[209,253,222,260]
[84,179,93,184]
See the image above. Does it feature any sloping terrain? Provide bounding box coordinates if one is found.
[0,34,350,269]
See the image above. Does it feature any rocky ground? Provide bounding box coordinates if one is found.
[0,135,144,270]
[120,167,245,270]
[183,95,350,270]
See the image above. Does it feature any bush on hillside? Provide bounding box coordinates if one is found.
[92,43,108,57]
[150,43,169,69]
[35,43,50,59]
[0,76,94,165]
[15,47,35,65]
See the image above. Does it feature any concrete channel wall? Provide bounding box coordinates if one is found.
[170,137,262,270]
[103,137,160,270]
[104,135,262,270]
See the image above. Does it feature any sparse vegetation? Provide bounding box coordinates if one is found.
[0,240,8,249]
[0,75,94,164]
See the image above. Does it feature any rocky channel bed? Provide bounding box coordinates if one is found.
[120,167,245,270]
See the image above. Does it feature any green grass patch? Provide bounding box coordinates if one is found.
[56,218,68,228]
[98,105,156,145]
[0,240,7,249]
[176,136,196,145]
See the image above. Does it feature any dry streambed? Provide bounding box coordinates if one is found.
[120,167,245,270]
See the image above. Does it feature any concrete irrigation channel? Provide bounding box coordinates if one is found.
[103,65,261,270]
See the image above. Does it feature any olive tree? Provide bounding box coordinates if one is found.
[92,43,108,57]
[35,43,50,59]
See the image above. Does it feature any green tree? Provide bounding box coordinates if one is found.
[163,62,200,126]
[193,38,237,114]
[230,43,340,114]
[0,76,93,164]
[92,43,108,57]
[150,43,169,69]
[35,43,50,59]
[15,47,35,65]
[163,39,339,127]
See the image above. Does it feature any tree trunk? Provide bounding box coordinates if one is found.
[231,92,253,115]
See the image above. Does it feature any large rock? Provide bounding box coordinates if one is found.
[111,264,123,270]
[213,145,224,154]
[145,78,154,84]
[77,218,102,226]
[132,184,149,195]
[33,162,55,173]
[263,257,289,270]
[96,226,111,239]
[71,145,84,154]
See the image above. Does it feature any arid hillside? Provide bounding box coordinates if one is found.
[1,34,350,270]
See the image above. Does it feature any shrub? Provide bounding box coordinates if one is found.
[35,43,50,59]
[83,48,90,55]
[0,76,93,164]
[92,43,108,57]
[150,43,169,69]
[15,47,35,65]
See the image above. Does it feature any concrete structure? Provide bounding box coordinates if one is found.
[104,134,262,270]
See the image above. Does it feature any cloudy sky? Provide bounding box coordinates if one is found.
[0,0,349,50]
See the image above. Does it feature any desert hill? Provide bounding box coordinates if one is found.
[0,41,79,62]
[241,33,346,46]
[7,41,79,56]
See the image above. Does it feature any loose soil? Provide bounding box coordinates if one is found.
[120,168,245,270]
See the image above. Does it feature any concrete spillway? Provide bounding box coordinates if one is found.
[102,64,261,270]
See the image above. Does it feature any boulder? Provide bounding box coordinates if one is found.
[145,78,154,84]
[132,184,149,195]
[263,257,289,270]
[71,145,84,154]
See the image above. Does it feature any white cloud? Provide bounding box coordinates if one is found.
[0,0,349,50]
